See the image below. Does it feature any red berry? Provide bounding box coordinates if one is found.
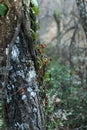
[38,49,42,54]
[39,70,43,75]
[43,60,47,65]
[45,101,48,105]
[40,44,46,48]
[20,88,25,93]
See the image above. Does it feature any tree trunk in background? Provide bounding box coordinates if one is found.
[0,0,45,130]
[76,0,87,87]
[76,0,87,38]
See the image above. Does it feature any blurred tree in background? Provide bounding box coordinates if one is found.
[39,0,87,130]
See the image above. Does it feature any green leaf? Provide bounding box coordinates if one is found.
[30,29,37,39]
[0,4,8,16]
[32,6,39,15]
[31,0,38,7]
[31,0,39,15]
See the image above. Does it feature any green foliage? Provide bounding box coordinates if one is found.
[45,54,87,130]
[31,0,38,7]
[30,29,37,39]
[31,0,39,15]
[45,58,70,95]
[29,0,39,40]
[0,4,8,16]
[31,6,39,15]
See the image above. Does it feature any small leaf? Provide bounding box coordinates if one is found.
[30,29,37,39]
[31,0,38,7]
[32,6,39,15]
[0,4,8,16]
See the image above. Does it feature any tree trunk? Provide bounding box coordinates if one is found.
[76,0,87,88]
[0,0,46,130]
[76,0,87,39]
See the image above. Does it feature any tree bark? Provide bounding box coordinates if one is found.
[76,0,87,88]
[0,0,46,130]
[76,0,87,39]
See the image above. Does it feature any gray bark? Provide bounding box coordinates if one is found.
[0,0,46,130]
[3,34,45,130]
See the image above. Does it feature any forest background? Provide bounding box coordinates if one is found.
[38,0,87,129]
[0,0,87,130]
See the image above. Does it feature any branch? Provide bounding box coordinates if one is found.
[48,25,78,44]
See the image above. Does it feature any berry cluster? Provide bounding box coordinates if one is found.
[36,43,51,106]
